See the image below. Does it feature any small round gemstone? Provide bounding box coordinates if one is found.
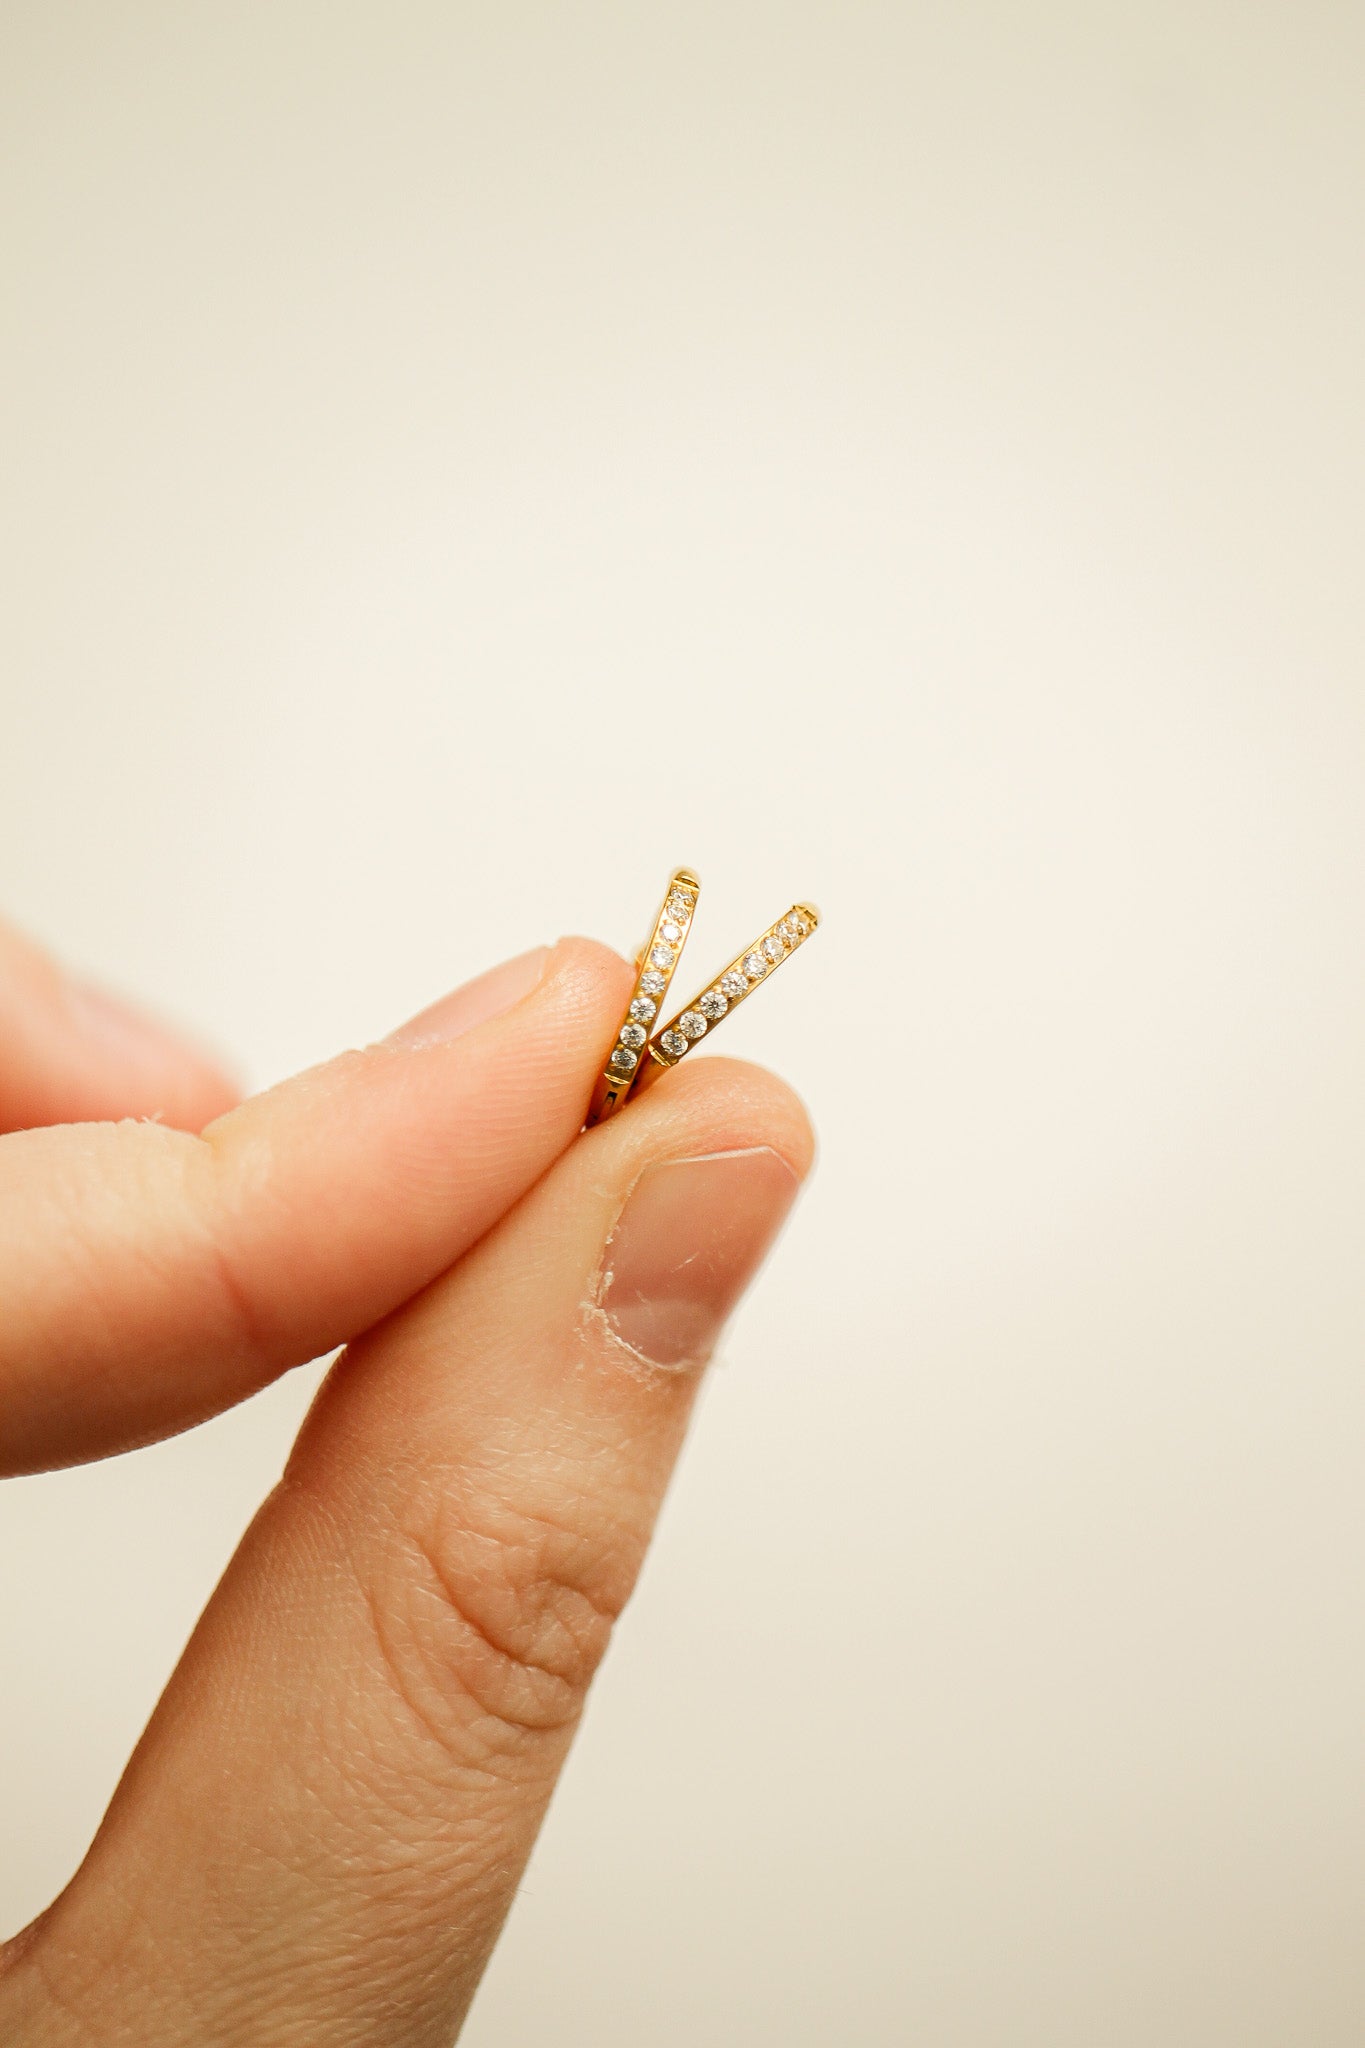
[629,995,657,1024]
[763,933,786,963]
[666,894,692,922]
[699,988,727,1019]
[620,1021,647,1050]
[778,919,797,944]
[639,969,667,996]
[609,1044,639,1071]
[679,1010,707,1039]
[649,942,675,970]
[791,913,810,938]
[660,1029,688,1059]
[720,969,748,998]
[743,951,767,980]
[659,919,683,945]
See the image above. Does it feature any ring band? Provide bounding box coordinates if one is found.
[585,868,700,1127]
[641,903,820,1078]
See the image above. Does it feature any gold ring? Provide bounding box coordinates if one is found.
[640,903,820,1080]
[585,867,700,1126]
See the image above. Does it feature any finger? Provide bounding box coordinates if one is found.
[1,1059,814,2046]
[0,937,632,1474]
[0,914,238,1134]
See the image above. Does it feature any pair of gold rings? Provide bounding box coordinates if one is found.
[585,868,820,1126]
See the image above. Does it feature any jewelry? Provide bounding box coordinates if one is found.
[642,904,820,1078]
[585,868,700,1126]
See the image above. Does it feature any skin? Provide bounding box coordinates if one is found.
[0,916,813,2045]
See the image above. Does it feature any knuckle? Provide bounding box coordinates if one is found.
[367,1468,638,1762]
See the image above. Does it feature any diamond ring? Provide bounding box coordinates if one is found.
[585,874,820,1126]
[585,868,701,1126]
[641,903,820,1081]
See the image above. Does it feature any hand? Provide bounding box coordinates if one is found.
[0,918,812,2044]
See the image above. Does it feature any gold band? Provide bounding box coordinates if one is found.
[642,903,820,1077]
[585,868,700,1127]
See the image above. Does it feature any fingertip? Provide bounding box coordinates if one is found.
[398,933,632,1061]
[194,932,646,1391]
[544,933,637,1016]
[599,1053,817,1185]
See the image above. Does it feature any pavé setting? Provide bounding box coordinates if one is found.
[645,901,821,1072]
[589,877,821,1116]
[585,867,700,1127]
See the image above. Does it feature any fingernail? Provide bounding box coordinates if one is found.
[386,946,550,1048]
[599,1147,804,1369]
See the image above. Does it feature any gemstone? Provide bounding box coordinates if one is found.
[659,919,684,945]
[640,969,667,996]
[620,1022,647,1050]
[649,943,674,970]
[743,951,767,979]
[763,933,786,962]
[791,913,810,938]
[660,1029,688,1058]
[679,1010,707,1039]
[720,969,748,998]
[778,919,797,943]
[699,987,727,1019]
[609,1044,638,1071]
[629,995,657,1024]
[666,894,692,921]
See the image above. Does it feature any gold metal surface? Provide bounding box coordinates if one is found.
[641,902,821,1080]
[584,867,700,1127]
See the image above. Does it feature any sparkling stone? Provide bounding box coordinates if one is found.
[778,919,797,944]
[649,942,675,970]
[679,1010,707,1039]
[620,1021,647,1050]
[743,951,767,980]
[666,894,692,922]
[763,933,786,963]
[659,918,683,945]
[660,1029,688,1059]
[629,995,657,1024]
[720,969,748,998]
[699,988,727,1019]
[609,1044,638,1071]
[639,968,667,996]
[791,913,810,938]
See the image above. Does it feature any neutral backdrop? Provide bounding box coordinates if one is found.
[3,6,1364,2043]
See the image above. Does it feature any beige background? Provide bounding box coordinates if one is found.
[3,5,1365,2042]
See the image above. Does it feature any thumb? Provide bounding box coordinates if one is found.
[0,1059,813,2046]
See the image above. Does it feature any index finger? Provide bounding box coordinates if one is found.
[0,937,631,1473]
